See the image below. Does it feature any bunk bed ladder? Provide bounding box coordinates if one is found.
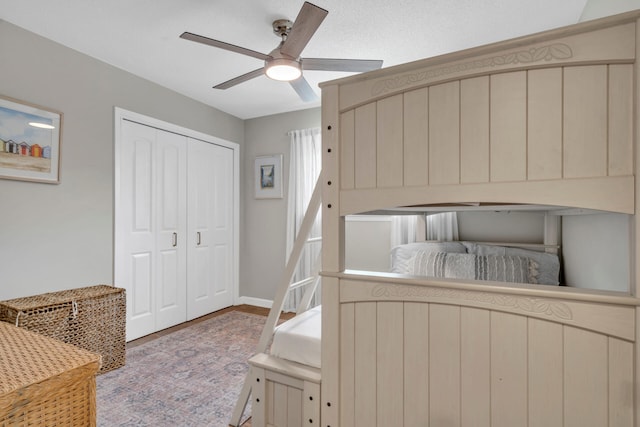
[229,177,322,427]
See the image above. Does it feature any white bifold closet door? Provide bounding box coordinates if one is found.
[118,119,234,341]
[187,138,234,319]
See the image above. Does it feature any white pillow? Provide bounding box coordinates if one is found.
[463,242,560,285]
[409,251,539,284]
[390,242,467,274]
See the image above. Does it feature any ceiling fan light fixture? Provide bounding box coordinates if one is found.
[265,58,302,82]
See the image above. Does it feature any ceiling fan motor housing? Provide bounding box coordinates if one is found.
[272,19,294,38]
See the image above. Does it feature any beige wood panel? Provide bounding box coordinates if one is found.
[377,95,404,188]
[266,380,275,425]
[303,382,321,427]
[322,84,343,275]
[563,65,608,178]
[340,303,355,427]
[608,64,633,176]
[528,319,563,427]
[252,366,266,427]
[429,304,460,425]
[354,302,377,427]
[403,88,429,187]
[273,383,288,427]
[636,309,640,426]
[377,302,404,426]
[491,311,528,427]
[403,303,430,426]
[460,307,490,427]
[490,71,527,182]
[460,76,490,184]
[340,110,355,190]
[564,327,608,427]
[528,68,563,180]
[338,175,634,216]
[287,387,302,426]
[321,278,340,426]
[608,337,634,426]
[354,103,377,189]
[339,278,638,340]
[333,19,637,111]
[429,81,460,185]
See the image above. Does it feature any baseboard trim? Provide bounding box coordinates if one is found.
[236,296,273,309]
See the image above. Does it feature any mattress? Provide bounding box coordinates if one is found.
[270,305,321,369]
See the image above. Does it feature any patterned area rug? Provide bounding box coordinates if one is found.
[97,311,265,426]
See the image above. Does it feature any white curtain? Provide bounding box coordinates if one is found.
[426,212,459,241]
[390,216,418,247]
[285,128,322,312]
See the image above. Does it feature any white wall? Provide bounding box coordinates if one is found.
[345,216,392,272]
[562,213,630,292]
[0,21,244,300]
[241,108,320,303]
[580,0,640,20]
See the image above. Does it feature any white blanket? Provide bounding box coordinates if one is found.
[270,305,321,369]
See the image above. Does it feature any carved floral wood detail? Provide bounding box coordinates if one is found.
[371,284,573,321]
[371,43,573,96]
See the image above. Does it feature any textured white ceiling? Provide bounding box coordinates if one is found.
[0,0,590,119]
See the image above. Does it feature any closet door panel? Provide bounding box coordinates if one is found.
[119,121,157,340]
[490,71,527,182]
[211,144,235,304]
[155,130,188,331]
[187,139,235,320]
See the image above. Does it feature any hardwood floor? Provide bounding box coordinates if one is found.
[124,304,294,427]
[126,304,293,349]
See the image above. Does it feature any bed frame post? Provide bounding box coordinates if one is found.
[321,82,342,427]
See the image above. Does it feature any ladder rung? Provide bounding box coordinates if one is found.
[289,276,316,291]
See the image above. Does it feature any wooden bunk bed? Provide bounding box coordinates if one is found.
[237,10,640,427]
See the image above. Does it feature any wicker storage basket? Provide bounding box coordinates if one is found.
[0,285,126,374]
[0,321,101,426]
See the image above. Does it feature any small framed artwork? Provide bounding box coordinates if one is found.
[0,95,62,184]
[255,154,283,199]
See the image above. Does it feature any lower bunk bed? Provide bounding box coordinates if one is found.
[247,240,571,427]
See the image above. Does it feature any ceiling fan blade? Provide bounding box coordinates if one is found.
[302,58,383,72]
[180,32,271,61]
[280,2,328,59]
[214,68,265,90]
[290,76,319,103]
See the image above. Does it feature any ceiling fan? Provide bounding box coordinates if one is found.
[180,1,383,102]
